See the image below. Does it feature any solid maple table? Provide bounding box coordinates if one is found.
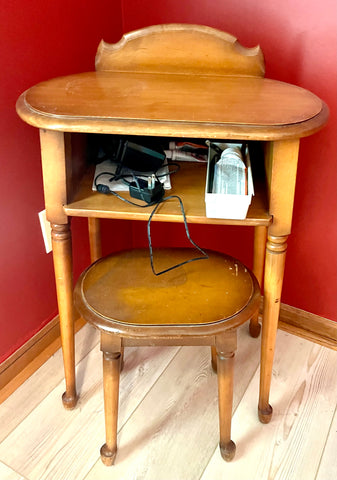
[16,25,328,423]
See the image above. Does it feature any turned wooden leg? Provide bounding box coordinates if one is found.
[216,332,237,461]
[211,346,217,373]
[51,223,77,409]
[88,217,102,263]
[100,349,121,466]
[258,235,287,423]
[120,345,125,371]
[249,226,267,338]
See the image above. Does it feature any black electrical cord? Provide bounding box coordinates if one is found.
[94,163,208,275]
[94,162,180,207]
[94,171,160,207]
[94,162,180,187]
[147,195,209,276]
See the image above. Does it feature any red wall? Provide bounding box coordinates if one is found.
[122,0,337,321]
[0,0,336,364]
[0,0,124,363]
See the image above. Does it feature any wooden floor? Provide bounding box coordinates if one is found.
[0,324,336,480]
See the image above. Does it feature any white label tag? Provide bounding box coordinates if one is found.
[38,209,52,253]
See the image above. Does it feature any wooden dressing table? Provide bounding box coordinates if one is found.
[16,25,328,423]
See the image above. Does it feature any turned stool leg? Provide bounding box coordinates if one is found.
[216,332,237,461]
[120,346,125,371]
[100,350,121,466]
[211,346,217,373]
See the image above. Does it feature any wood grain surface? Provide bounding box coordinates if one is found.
[0,326,335,480]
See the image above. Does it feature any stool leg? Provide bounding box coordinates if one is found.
[120,346,125,371]
[211,346,217,373]
[100,350,121,466]
[216,332,237,461]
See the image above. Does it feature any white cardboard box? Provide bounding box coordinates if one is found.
[205,142,254,220]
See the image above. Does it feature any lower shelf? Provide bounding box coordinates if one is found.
[64,162,272,226]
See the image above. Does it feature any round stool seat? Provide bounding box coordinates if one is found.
[74,248,260,338]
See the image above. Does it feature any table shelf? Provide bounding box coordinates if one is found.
[64,161,272,226]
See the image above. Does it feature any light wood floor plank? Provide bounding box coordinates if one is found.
[0,324,99,442]
[84,325,261,480]
[201,331,337,480]
[0,342,179,480]
[1,325,336,480]
[0,461,27,480]
[315,404,337,480]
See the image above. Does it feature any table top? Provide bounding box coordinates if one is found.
[17,71,328,141]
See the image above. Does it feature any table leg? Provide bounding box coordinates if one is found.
[249,225,267,337]
[258,234,287,423]
[88,217,102,263]
[51,223,77,409]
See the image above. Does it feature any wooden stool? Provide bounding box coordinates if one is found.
[74,248,260,465]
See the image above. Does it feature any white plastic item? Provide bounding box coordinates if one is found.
[205,142,254,220]
[164,150,207,162]
[212,146,247,195]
